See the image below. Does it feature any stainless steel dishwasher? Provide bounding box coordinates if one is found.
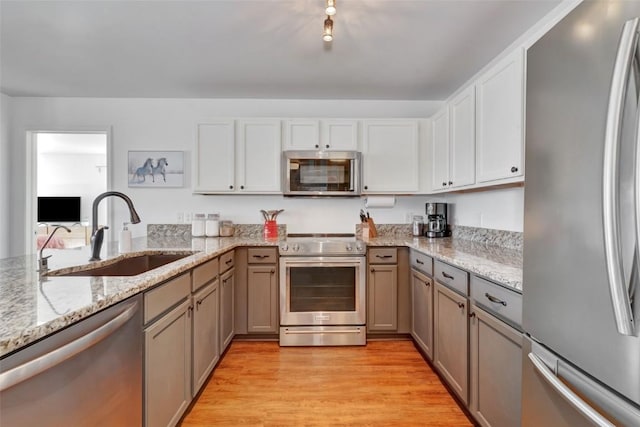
[0,294,143,426]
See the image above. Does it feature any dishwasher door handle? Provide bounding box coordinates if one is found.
[0,300,138,391]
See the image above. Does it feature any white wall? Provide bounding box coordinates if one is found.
[7,97,524,256]
[0,94,11,258]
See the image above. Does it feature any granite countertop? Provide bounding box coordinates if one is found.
[0,233,521,358]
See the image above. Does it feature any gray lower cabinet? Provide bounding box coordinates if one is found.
[434,281,469,405]
[144,297,192,427]
[411,268,434,360]
[367,247,398,332]
[469,303,523,427]
[220,266,235,352]
[192,279,220,394]
[247,264,278,333]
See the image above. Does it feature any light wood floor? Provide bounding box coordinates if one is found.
[181,340,473,427]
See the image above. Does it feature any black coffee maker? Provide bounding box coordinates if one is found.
[425,203,450,238]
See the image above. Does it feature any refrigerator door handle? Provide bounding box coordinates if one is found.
[528,352,615,427]
[603,17,639,336]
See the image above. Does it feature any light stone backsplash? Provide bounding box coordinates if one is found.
[147,223,286,239]
[451,225,522,251]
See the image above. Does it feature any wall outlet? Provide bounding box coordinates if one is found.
[177,212,184,223]
[184,212,193,223]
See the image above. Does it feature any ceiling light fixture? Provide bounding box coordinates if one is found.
[325,0,337,16]
[323,16,334,42]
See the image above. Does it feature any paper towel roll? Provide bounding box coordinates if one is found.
[364,196,396,208]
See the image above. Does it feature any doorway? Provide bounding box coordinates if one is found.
[28,131,109,254]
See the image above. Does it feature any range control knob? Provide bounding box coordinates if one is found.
[345,244,353,251]
[292,244,300,252]
[356,243,364,252]
[280,243,289,252]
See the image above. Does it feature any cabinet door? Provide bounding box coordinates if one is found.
[145,299,192,427]
[434,282,469,405]
[321,120,359,151]
[192,280,220,395]
[247,265,278,333]
[431,108,450,191]
[411,269,434,360]
[362,120,419,193]
[367,264,398,331]
[237,119,282,192]
[284,120,320,150]
[220,268,235,352]
[195,121,235,192]
[470,304,523,427]
[476,49,524,183]
[449,86,476,188]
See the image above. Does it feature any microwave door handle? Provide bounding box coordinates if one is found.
[350,159,355,192]
[603,17,638,336]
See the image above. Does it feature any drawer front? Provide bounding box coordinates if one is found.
[434,260,469,296]
[192,257,219,292]
[220,250,235,273]
[368,247,398,264]
[471,275,522,329]
[144,273,191,324]
[247,247,277,264]
[410,250,433,276]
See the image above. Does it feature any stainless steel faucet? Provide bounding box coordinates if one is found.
[90,191,141,261]
[38,225,71,274]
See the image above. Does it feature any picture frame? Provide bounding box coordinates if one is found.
[128,150,184,188]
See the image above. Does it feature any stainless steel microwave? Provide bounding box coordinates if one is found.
[283,151,361,197]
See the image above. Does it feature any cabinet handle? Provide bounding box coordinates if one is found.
[371,268,376,273]
[240,185,244,190]
[229,185,234,190]
[271,269,275,274]
[425,282,430,287]
[326,144,330,149]
[441,271,454,280]
[442,182,447,187]
[364,185,368,190]
[225,259,233,264]
[485,292,507,306]
[457,302,465,309]
[188,305,194,317]
[511,166,519,173]
[469,312,476,318]
[376,254,393,259]
[197,299,203,307]
[315,144,319,148]
[416,259,424,264]
[252,254,268,259]
[448,181,453,185]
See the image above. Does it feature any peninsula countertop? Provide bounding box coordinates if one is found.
[0,234,522,357]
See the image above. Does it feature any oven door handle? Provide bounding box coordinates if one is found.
[283,329,363,335]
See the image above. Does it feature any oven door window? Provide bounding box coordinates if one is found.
[289,159,354,192]
[289,266,356,312]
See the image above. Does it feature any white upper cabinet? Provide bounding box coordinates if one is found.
[431,107,450,192]
[237,119,282,193]
[430,86,475,193]
[476,48,525,183]
[449,86,476,188]
[283,120,320,150]
[195,121,235,193]
[321,120,359,151]
[194,119,282,194]
[284,119,358,151]
[362,120,419,193]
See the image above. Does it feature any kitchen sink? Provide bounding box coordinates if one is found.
[49,252,194,277]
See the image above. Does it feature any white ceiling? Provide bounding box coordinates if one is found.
[0,0,562,100]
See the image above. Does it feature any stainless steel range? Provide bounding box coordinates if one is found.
[279,234,366,346]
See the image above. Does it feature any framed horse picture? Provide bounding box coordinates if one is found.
[128,150,184,188]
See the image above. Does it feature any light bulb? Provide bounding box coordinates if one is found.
[325,0,336,16]
[323,16,333,42]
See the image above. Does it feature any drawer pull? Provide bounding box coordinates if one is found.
[375,254,393,259]
[271,269,275,274]
[469,312,476,319]
[225,259,233,265]
[416,259,424,265]
[485,292,507,306]
[252,254,268,259]
[442,271,454,280]
[457,302,465,309]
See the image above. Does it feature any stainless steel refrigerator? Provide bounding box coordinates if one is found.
[523,0,640,425]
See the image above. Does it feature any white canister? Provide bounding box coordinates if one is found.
[192,213,205,237]
[205,213,220,237]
